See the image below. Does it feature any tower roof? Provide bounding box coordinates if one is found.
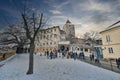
[66,20,71,23]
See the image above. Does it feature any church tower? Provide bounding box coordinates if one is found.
[63,20,75,41]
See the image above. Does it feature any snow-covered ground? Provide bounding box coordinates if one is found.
[0,54,120,80]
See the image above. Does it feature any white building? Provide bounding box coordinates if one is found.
[35,20,76,53]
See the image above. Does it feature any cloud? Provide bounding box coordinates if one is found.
[47,15,67,28]
[1,0,120,38]
[79,0,112,12]
[49,10,62,14]
[72,0,120,22]
[47,0,120,38]
[53,0,70,9]
[48,0,70,14]
[48,15,83,27]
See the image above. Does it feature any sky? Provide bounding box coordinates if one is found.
[0,0,120,37]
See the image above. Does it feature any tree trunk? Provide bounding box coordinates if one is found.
[26,42,35,75]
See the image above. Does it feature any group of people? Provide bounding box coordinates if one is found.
[67,51,85,60]
[89,52,100,63]
[44,50,120,69]
[45,50,58,59]
[44,50,100,63]
[44,50,85,60]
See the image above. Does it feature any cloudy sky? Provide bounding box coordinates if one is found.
[0,0,120,37]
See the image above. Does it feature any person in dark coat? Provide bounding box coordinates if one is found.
[89,51,94,61]
[46,51,49,59]
[50,51,53,59]
[79,51,85,59]
[116,58,120,68]
[73,51,77,60]
[62,52,65,58]
[81,52,85,59]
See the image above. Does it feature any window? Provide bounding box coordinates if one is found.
[108,35,110,41]
[106,35,110,42]
[40,44,42,46]
[108,47,113,53]
[44,31,46,34]
[111,48,113,53]
[47,42,49,45]
[106,35,108,42]
[47,35,49,39]
[54,34,57,38]
[54,28,56,31]
[40,36,42,39]
[70,30,71,33]
[85,48,88,52]
[50,35,52,38]
[43,31,45,34]
[43,43,45,45]
[50,42,52,45]
[81,48,83,51]
[43,35,45,39]
[108,48,111,53]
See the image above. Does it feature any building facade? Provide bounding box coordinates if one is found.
[100,21,120,59]
[35,20,75,53]
[35,26,61,53]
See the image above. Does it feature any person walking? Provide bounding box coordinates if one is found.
[89,51,94,61]
[46,50,49,59]
[62,51,65,59]
[50,51,53,59]
[73,51,77,60]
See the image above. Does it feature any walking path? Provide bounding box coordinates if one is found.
[79,56,120,73]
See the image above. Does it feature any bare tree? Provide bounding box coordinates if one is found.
[1,24,28,49]
[1,12,45,75]
[0,0,46,75]
[1,12,46,75]
[82,31,100,47]
[22,11,45,74]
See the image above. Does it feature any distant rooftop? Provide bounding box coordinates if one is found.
[100,21,120,33]
[60,30,66,34]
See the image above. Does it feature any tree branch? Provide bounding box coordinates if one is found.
[33,13,43,40]
[22,14,32,40]
[2,32,20,44]
[32,13,36,33]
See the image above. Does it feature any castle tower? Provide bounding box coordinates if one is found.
[63,20,75,41]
